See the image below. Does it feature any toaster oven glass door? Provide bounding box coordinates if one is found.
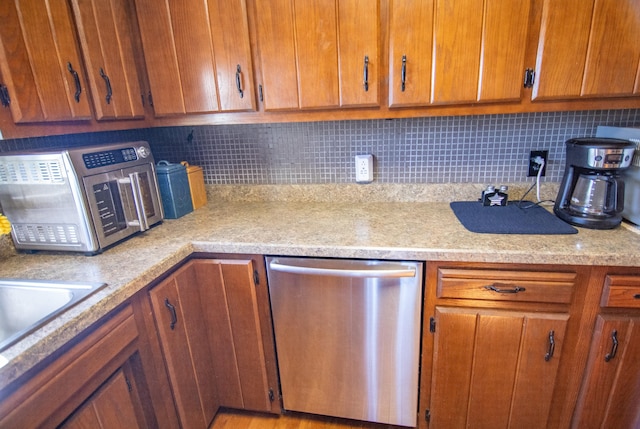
[83,164,163,249]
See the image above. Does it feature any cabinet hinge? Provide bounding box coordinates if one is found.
[429,317,436,333]
[523,68,535,88]
[268,388,275,402]
[125,375,133,392]
[253,269,260,286]
[425,409,431,423]
[0,84,11,107]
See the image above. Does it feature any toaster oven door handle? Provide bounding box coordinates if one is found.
[128,172,150,231]
[117,174,148,231]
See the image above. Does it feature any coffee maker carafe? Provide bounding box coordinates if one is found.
[554,138,636,229]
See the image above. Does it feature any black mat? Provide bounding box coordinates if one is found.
[450,201,578,234]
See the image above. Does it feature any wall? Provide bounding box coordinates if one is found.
[2,109,639,185]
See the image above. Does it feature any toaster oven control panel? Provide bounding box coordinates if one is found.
[83,147,138,169]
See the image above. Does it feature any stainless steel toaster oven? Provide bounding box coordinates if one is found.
[0,141,163,254]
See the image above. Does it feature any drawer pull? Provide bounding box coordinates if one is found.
[484,283,526,294]
[544,330,555,361]
[164,298,178,330]
[634,294,640,299]
[604,330,618,362]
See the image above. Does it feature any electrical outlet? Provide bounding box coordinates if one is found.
[355,154,374,183]
[528,150,548,177]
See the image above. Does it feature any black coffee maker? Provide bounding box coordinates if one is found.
[554,137,636,229]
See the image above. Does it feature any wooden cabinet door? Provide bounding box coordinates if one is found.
[572,315,640,428]
[432,0,531,104]
[0,0,92,123]
[62,365,144,429]
[428,307,568,428]
[533,0,640,100]
[389,0,530,107]
[149,257,278,428]
[254,0,298,110]
[256,0,379,110]
[337,0,379,107]
[69,0,146,121]
[205,258,278,412]
[388,0,434,107]
[134,0,255,116]
[149,262,219,429]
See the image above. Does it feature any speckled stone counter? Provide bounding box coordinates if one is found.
[1,183,640,388]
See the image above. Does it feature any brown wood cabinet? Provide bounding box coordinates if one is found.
[255,0,379,111]
[533,0,640,100]
[420,262,591,429]
[572,272,640,428]
[61,365,144,429]
[133,0,256,116]
[0,0,92,123]
[388,0,532,107]
[69,0,147,121]
[429,307,568,428]
[148,256,279,428]
[1,0,639,139]
[0,305,162,428]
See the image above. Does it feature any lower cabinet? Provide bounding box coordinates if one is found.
[147,256,279,428]
[0,305,162,428]
[428,307,568,428]
[571,272,640,428]
[61,365,144,429]
[420,263,587,429]
[6,256,640,429]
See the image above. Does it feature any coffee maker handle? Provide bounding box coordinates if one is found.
[610,176,625,214]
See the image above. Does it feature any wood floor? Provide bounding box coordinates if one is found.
[210,409,406,429]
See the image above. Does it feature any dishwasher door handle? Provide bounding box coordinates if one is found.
[268,260,417,278]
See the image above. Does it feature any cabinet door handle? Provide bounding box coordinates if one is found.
[544,330,555,361]
[604,330,618,362]
[67,62,82,103]
[164,298,178,330]
[634,293,640,299]
[236,64,244,99]
[363,56,369,92]
[99,68,112,104]
[483,283,526,294]
[401,55,407,92]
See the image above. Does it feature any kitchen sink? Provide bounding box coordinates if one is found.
[0,279,107,352]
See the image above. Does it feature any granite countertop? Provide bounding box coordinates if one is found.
[1,183,640,388]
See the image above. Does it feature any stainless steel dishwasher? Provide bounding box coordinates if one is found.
[266,257,423,427]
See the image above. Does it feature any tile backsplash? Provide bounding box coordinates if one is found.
[2,109,639,185]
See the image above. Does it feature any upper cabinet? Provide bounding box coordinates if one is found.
[255,0,379,111]
[0,0,147,124]
[0,0,92,123]
[133,0,256,116]
[389,0,532,107]
[0,0,638,138]
[69,0,146,120]
[533,0,640,100]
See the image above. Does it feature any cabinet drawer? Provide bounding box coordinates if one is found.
[437,268,577,304]
[601,275,640,309]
